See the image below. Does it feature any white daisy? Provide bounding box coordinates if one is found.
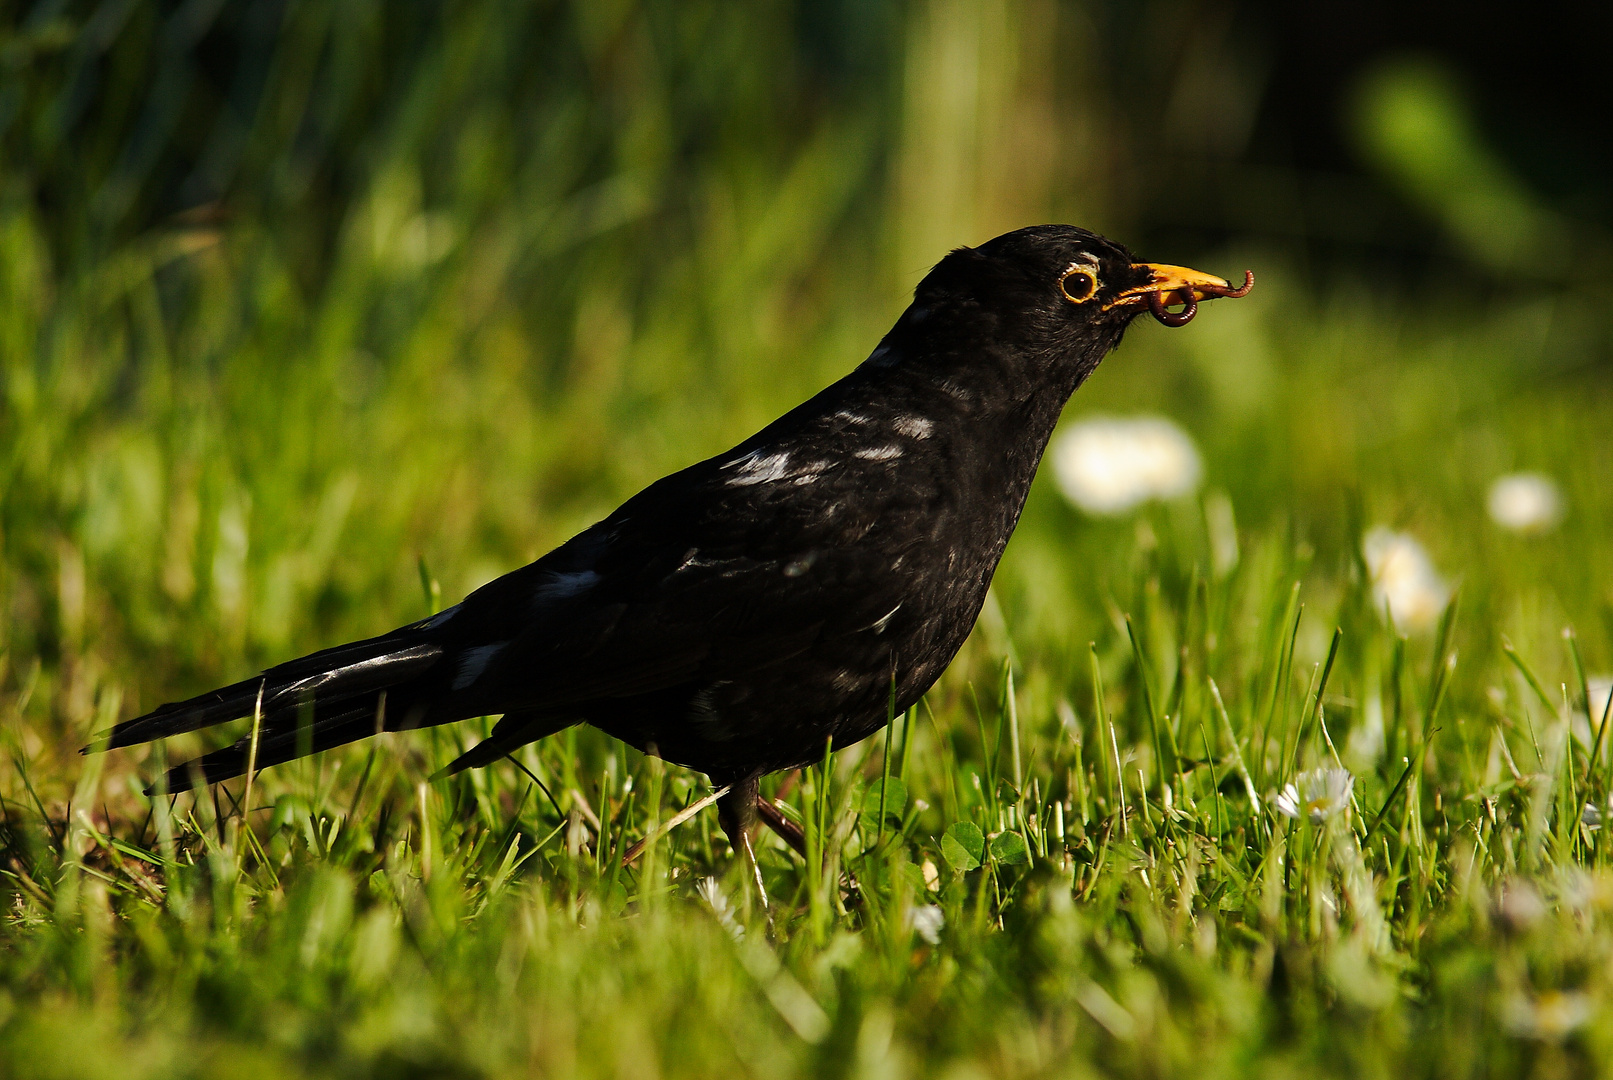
[1496,880,1546,932]
[906,904,945,945]
[695,876,744,941]
[1590,677,1613,726]
[1487,473,1564,534]
[1050,416,1202,515]
[1504,991,1593,1041]
[1570,680,1613,762]
[1363,527,1449,634]
[1273,767,1354,824]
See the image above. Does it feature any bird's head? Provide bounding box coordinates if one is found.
[905,224,1252,374]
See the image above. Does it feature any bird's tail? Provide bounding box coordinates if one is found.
[91,623,452,794]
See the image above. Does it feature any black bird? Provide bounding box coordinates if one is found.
[94,225,1250,869]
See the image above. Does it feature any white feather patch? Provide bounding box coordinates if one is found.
[531,569,600,606]
[452,641,508,690]
[723,450,792,487]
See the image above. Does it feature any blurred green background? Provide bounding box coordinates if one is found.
[9,5,1613,1077]
[2,0,1611,809]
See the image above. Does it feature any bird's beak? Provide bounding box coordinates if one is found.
[1105,263,1254,326]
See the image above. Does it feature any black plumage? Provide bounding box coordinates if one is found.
[95,224,1250,858]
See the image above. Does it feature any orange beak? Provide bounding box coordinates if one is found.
[1104,263,1254,326]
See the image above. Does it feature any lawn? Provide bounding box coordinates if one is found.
[4,4,1613,1077]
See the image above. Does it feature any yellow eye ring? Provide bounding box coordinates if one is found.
[1060,268,1096,303]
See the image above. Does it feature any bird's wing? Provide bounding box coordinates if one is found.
[442,447,934,715]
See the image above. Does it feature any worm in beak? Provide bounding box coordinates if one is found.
[1110,267,1254,327]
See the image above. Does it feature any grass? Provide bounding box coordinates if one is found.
[6,3,1613,1077]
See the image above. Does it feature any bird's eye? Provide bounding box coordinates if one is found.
[1060,268,1097,303]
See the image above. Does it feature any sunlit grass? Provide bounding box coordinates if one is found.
[11,388,1613,1077]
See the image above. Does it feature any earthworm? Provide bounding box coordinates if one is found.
[1147,270,1254,326]
[1210,270,1255,298]
[1148,289,1197,327]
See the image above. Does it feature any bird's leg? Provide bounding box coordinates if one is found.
[755,794,807,857]
[717,777,770,909]
[755,779,862,906]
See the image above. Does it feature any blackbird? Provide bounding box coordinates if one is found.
[94,224,1250,869]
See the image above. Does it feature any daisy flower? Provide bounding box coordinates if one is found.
[1487,473,1564,534]
[1050,416,1202,515]
[1363,527,1449,634]
[1273,767,1354,824]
